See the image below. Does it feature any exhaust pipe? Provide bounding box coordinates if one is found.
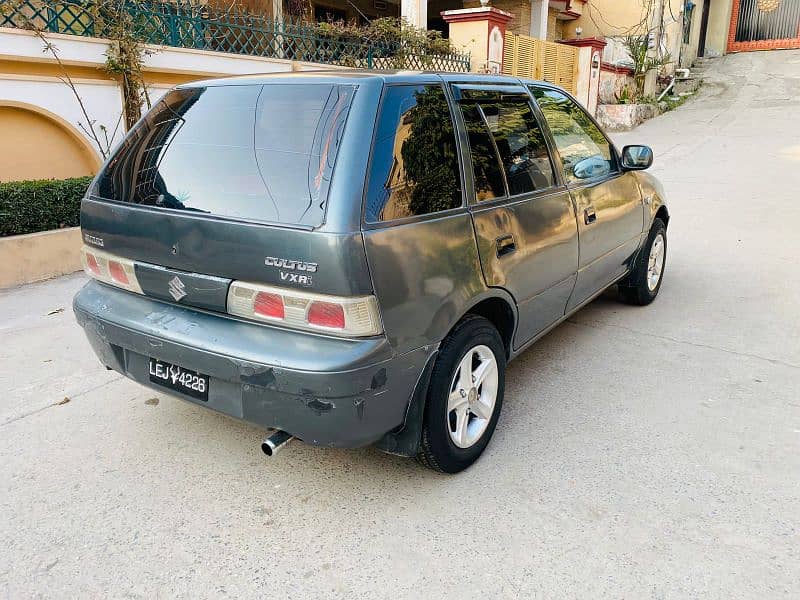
[261,429,294,457]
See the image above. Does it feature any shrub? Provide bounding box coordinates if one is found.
[314,17,457,56]
[0,176,93,237]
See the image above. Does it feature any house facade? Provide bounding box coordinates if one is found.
[395,0,800,59]
[577,0,800,61]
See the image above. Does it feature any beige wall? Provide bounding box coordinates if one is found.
[661,2,686,66]
[0,105,98,182]
[573,0,649,38]
[447,19,488,71]
[573,0,684,38]
[0,227,83,288]
[705,0,733,57]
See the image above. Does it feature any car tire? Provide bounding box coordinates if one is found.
[416,315,506,474]
[618,218,667,306]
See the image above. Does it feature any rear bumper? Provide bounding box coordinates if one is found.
[73,281,434,448]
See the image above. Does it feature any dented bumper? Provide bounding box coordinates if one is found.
[73,281,433,448]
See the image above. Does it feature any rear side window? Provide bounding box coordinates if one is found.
[457,90,555,200]
[96,84,355,227]
[365,85,462,223]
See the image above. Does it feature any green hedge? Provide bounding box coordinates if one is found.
[0,176,93,237]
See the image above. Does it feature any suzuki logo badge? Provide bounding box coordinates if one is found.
[168,276,187,302]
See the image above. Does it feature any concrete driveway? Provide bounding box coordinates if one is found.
[2,50,799,598]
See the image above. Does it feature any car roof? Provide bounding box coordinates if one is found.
[179,69,552,89]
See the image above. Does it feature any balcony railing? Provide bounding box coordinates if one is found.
[0,0,471,72]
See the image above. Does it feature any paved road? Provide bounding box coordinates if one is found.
[2,50,799,598]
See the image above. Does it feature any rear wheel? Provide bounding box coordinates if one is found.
[416,315,505,474]
[618,218,667,306]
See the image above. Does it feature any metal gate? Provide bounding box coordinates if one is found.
[729,0,800,51]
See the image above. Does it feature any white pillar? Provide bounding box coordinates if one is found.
[272,0,283,21]
[529,0,548,39]
[401,0,427,30]
[273,0,285,59]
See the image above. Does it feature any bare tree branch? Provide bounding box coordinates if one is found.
[28,27,111,158]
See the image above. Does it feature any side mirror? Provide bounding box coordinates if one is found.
[621,145,653,171]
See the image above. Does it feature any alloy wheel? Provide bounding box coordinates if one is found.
[647,232,665,292]
[446,345,499,449]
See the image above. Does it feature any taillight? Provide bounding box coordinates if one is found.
[108,260,130,285]
[227,281,382,337]
[307,301,345,329]
[253,291,285,320]
[80,246,142,294]
[85,253,101,276]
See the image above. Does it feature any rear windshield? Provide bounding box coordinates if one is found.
[96,83,356,227]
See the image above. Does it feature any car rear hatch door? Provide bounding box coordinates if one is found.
[81,80,373,305]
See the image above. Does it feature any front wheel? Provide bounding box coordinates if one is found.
[416,315,506,474]
[619,218,667,306]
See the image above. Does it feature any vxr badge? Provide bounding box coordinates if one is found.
[265,255,317,287]
[168,276,187,301]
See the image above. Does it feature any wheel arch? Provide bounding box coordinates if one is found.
[655,204,670,228]
[462,293,517,359]
[374,289,517,458]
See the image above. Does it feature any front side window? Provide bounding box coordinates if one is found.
[97,83,355,227]
[530,87,615,183]
[365,85,462,223]
[457,89,555,201]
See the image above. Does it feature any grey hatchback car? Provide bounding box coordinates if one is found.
[74,71,669,473]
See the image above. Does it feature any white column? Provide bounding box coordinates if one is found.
[401,0,427,29]
[272,0,283,21]
[529,0,548,39]
[273,0,285,59]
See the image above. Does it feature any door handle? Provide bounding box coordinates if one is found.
[584,206,597,225]
[495,234,516,258]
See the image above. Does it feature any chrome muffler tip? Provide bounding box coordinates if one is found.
[261,429,294,457]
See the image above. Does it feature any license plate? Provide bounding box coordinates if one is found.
[148,358,209,401]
